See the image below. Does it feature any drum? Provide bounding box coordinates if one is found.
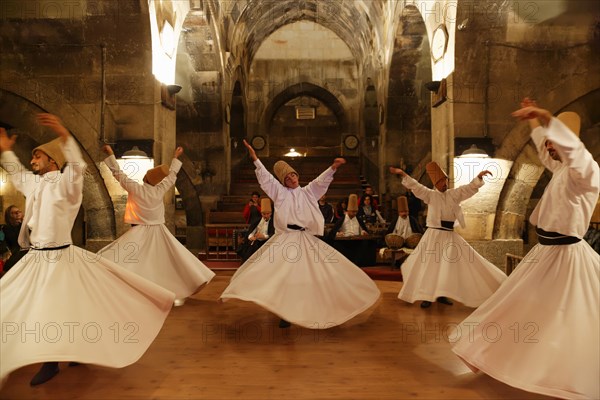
[405,233,423,249]
[385,234,404,249]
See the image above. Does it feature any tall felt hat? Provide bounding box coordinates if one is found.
[273,161,298,184]
[425,162,447,186]
[347,194,359,212]
[592,199,600,223]
[144,164,170,186]
[529,111,581,137]
[260,198,272,212]
[397,196,409,213]
[557,111,580,137]
[33,138,66,169]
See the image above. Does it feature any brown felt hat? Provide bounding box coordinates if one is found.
[347,194,359,212]
[144,164,170,186]
[33,138,66,169]
[397,196,408,213]
[273,161,298,184]
[426,162,447,186]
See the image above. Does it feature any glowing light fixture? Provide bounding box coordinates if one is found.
[121,146,149,159]
[284,148,303,158]
[458,144,489,158]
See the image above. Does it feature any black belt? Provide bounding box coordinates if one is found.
[430,220,454,231]
[31,244,71,251]
[536,227,580,246]
[287,224,305,231]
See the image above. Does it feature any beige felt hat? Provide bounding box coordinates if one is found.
[260,198,272,212]
[273,161,298,184]
[557,111,580,137]
[144,164,170,186]
[33,138,66,169]
[529,111,580,137]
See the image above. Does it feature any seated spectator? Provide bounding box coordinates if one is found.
[242,191,262,225]
[237,199,275,262]
[318,195,336,224]
[334,197,348,221]
[357,194,386,225]
[0,205,27,277]
[360,185,379,210]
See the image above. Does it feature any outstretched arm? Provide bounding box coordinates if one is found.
[154,147,183,195]
[0,128,36,195]
[38,113,86,200]
[511,98,552,128]
[306,157,344,200]
[512,100,560,172]
[243,139,258,161]
[102,144,143,194]
[390,166,433,203]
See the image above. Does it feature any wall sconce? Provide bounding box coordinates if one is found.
[161,83,182,110]
[425,81,441,92]
[424,78,447,108]
[232,138,238,149]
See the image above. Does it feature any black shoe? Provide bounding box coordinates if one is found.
[278,319,291,328]
[437,297,453,306]
[68,362,81,367]
[420,301,432,309]
[30,362,59,386]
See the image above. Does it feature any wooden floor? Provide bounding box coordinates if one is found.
[0,272,550,400]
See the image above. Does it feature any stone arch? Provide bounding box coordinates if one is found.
[0,78,116,246]
[494,89,600,240]
[260,82,348,134]
[385,4,432,175]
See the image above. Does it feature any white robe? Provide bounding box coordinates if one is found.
[0,138,174,386]
[220,160,381,329]
[339,214,363,236]
[392,217,413,239]
[398,175,507,307]
[99,155,215,299]
[452,118,600,400]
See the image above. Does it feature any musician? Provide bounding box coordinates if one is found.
[236,198,275,262]
[328,194,376,267]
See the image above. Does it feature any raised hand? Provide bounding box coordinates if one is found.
[331,158,346,170]
[243,139,257,161]
[0,127,17,153]
[477,170,493,179]
[511,100,552,127]
[37,113,70,140]
[101,144,114,155]
[389,166,407,176]
[174,146,184,159]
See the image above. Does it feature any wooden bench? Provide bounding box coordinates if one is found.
[204,211,248,260]
[505,253,523,276]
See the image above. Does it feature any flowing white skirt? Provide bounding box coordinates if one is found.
[452,241,600,400]
[398,229,507,307]
[99,225,215,299]
[0,246,175,385]
[220,231,381,329]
